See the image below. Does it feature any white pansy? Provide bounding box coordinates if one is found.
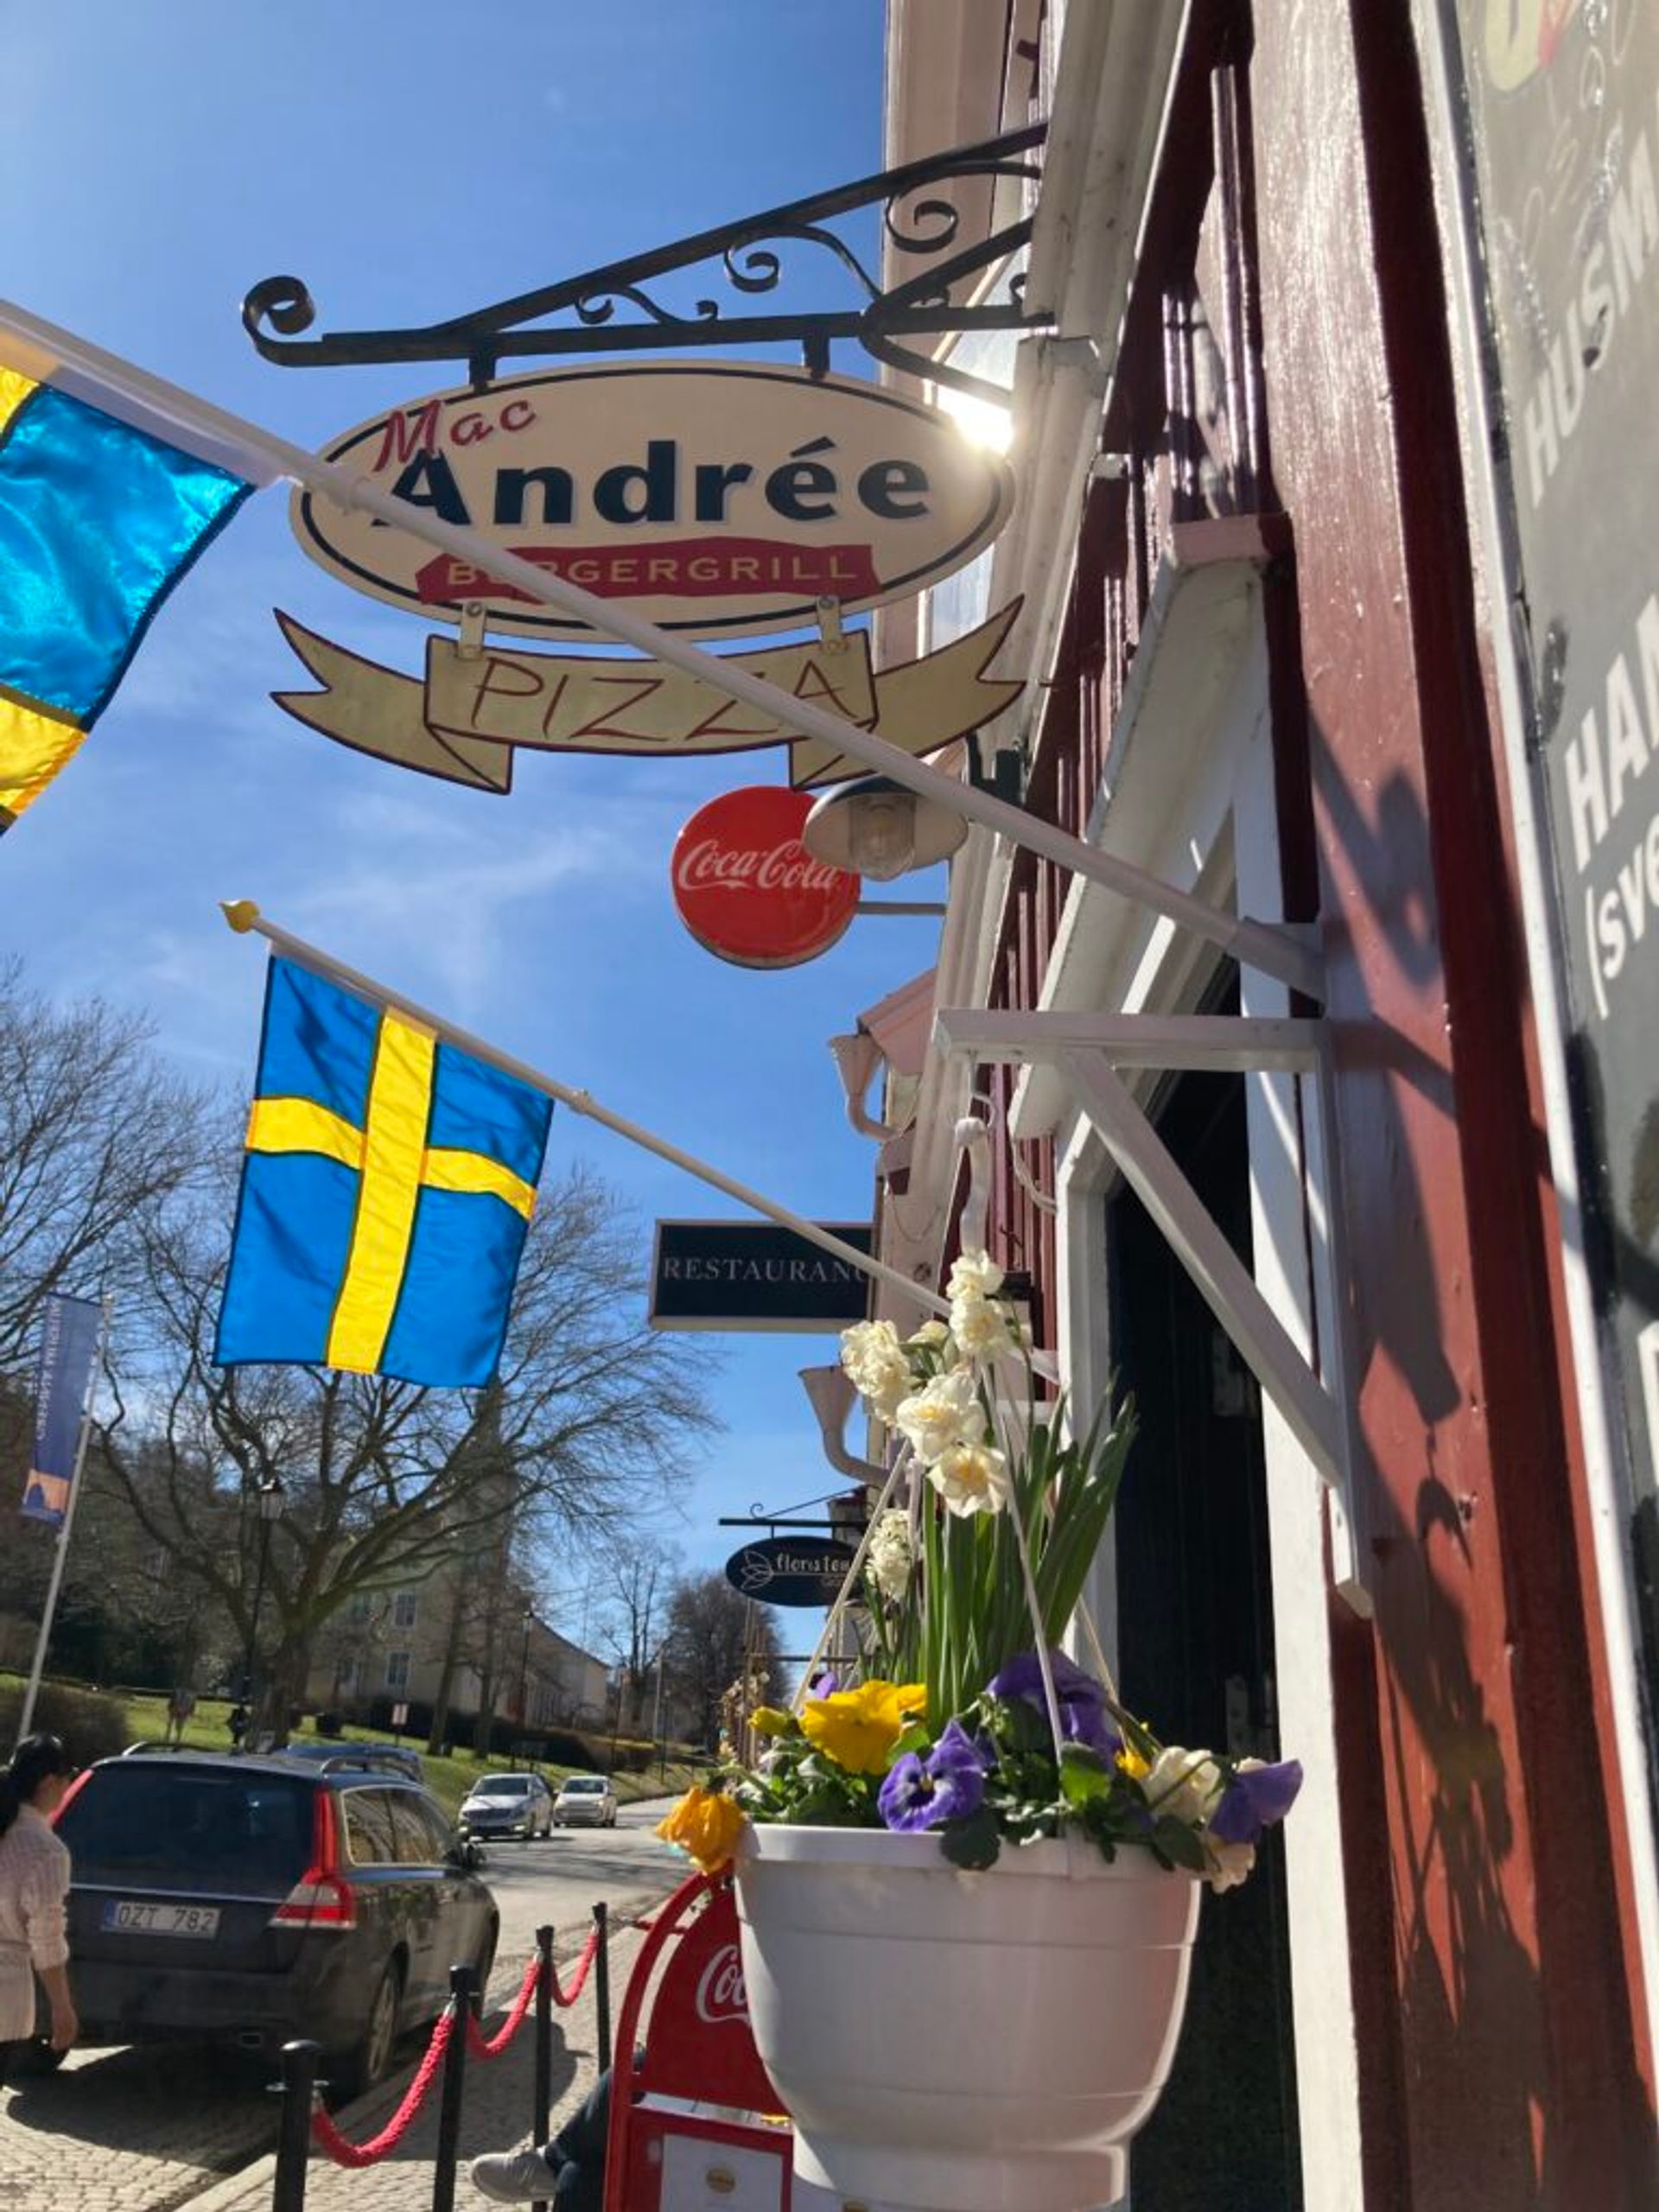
[865,1510,915,1601]
[947,1249,1005,1301]
[927,1440,1013,1517]
[894,1365,986,1464]
[1205,1838,1257,1893]
[839,1319,914,1419]
[1144,1746,1225,1826]
[949,1291,1014,1363]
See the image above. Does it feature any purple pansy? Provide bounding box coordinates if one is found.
[1208,1759,1304,1845]
[878,1719,990,1832]
[806,1669,841,1697]
[987,1649,1120,1760]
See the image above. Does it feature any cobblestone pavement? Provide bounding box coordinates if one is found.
[178,1916,651,2212]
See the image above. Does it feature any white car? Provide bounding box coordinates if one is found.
[460,1772,554,1840]
[552,1774,618,1828]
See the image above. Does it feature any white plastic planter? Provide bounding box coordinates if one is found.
[734,1824,1202,2212]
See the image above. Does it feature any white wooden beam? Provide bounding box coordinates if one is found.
[935,1009,1325,1072]
[1055,1052,1370,1603]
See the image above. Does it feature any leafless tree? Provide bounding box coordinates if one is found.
[590,1537,679,1735]
[662,1572,786,1753]
[0,959,207,1370]
[99,1154,719,1738]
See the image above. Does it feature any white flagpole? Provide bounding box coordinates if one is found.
[0,300,1321,1002]
[221,901,949,1325]
[18,1299,111,1741]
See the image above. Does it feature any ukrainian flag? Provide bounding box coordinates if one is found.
[216,958,554,1389]
[0,340,253,828]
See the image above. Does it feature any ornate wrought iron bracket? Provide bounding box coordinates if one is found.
[243,124,1050,403]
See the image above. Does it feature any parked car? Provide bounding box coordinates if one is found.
[459,1772,554,1840]
[551,1774,618,1828]
[276,1740,425,1784]
[53,1751,497,2098]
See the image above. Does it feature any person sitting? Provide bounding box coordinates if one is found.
[469,2063,612,2208]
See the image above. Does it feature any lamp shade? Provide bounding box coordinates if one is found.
[803,775,969,881]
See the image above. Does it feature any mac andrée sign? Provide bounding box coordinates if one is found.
[294,361,1014,640]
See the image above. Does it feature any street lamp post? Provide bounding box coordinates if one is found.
[652,1643,667,1779]
[241,1476,284,1740]
[518,1607,534,1751]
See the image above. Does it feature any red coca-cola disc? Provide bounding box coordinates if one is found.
[671,785,861,969]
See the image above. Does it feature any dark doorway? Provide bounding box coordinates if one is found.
[1107,1052,1303,2211]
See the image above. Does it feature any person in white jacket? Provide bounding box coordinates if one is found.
[0,1734,78,2080]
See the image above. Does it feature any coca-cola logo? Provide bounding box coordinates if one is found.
[671,786,860,969]
[694,1942,749,2026]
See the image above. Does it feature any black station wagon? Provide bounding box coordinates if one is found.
[53,1751,497,2097]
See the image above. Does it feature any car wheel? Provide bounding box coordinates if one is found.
[333,1958,404,2105]
[473,1923,498,2000]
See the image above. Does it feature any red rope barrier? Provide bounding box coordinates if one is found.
[465,1952,542,2060]
[310,2007,454,2168]
[549,1923,602,2008]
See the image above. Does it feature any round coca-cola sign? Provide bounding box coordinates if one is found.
[671,786,860,969]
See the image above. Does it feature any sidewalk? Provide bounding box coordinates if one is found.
[176,1914,652,2212]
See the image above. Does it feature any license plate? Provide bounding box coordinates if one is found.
[101,1899,221,1939]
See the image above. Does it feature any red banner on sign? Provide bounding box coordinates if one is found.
[414,538,881,607]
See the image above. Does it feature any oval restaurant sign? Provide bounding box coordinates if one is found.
[293,361,1014,641]
[724,1535,861,1608]
[671,785,858,969]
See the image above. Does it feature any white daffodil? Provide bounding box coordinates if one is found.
[1143,1746,1225,1826]
[906,1319,950,1347]
[927,1439,1013,1517]
[865,1510,915,1601]
[894,1365,986,1465]
[839,1319,914,1420]
[946,1249,1005,1301]
[949,1291,1014,1363]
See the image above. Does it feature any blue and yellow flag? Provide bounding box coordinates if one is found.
[0,341,253,829]
[216,958,554,1388]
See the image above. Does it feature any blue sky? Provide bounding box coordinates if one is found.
[2,3,925,1616]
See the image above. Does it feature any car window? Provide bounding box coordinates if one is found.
[477,1775,528,1793]
[562,1778,604,1793]
[341,1787,397,1866]
[57,1765,313,1891]
[387,1789,453,1866]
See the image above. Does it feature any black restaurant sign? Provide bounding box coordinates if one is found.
[724,1536,861,1608]
[1450,7,1659,1701]
[649,1219,873,1332]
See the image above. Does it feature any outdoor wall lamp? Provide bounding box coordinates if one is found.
[803,774,969,881]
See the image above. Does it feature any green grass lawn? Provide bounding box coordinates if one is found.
[4,1675,707,1820]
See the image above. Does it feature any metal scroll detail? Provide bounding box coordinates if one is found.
[241,125,1047,400]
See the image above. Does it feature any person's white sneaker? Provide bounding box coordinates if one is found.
[468,2148,557,2202]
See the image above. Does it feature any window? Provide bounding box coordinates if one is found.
[338,1659,358,1692]
[342,1788,397,1866]
[346,1592,372,1624]
[392,1592,418,1630]
[385,1650,411,1691]
[388,1789,453,1866]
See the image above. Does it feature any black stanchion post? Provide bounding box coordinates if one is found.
[272,2038,320,2212]
[531,1924,554,2212]
[592,1901,611,2078]
[431,1966,475,2212]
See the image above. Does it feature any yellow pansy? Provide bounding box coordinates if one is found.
[799,1678,927,1775]
[656,1787,747,1873]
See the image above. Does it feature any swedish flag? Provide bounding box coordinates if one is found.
[216,958,553,1388]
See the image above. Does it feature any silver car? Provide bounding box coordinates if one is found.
[551,1774,617,1827]
[460,1772,554,1840]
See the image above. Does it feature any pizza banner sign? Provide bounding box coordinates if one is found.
[273,601,1024,795]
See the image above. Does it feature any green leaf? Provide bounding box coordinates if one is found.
[939,1806,1002,1870]
[1151,1816,1208,1872]
[1058,1743,1111,1805]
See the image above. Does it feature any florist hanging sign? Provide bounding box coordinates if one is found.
[292,361,1014,639]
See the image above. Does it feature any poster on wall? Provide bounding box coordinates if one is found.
[1451,2,1659,1670]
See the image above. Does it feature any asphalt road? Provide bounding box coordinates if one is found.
[0,1800,686,2212]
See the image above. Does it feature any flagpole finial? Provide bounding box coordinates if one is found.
[221,899,262,934]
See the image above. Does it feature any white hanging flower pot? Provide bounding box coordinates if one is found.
[734,1823,1202,2212]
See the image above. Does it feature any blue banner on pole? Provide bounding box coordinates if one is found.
[21,1294,100,1527]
